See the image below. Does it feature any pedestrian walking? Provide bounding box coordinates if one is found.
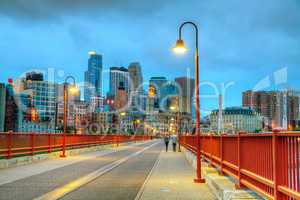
[171,135,177,152]
[164,135,170,152]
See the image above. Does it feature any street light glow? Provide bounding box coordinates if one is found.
[173,39,187,54]
[69,85,79,94]
[120,112,126,116]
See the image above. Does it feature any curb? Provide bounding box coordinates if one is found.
[181,147,265,200]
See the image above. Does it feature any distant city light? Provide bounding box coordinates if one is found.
[88,50,97,56]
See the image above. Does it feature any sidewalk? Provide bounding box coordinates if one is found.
[137,149,216,200]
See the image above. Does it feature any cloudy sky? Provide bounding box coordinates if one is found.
[0,0,299,114]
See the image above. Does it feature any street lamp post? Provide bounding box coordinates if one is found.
[173,21,205,183]
[60,75,78,158]
[177,111,181,152]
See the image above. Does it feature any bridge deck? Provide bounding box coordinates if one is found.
[0,140,215,200]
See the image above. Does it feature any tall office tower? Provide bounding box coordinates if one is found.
[243,90,281,128]
[163,81,179,111]
[0,83,6,132]
[114,83,128,110]
[15,72,58,133]
[149,77,168,110]
[128,62,143,93]
[286,90,300,129]
[109,67,129,98]
[175,77,195,114]
[242,90,299,129]
[128,62,143,110]
[84,51,103,103]
[146,84,157,113]
[4,79,18,131]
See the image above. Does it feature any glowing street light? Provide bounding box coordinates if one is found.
[172,21,205,183]
[120,112,126,116]
[173,39,187,54]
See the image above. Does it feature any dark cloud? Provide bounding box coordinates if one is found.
[0,0,171,23]
[0,0,299,78]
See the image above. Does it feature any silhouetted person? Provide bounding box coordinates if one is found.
[171,135,177,152]
[164,136,170,152]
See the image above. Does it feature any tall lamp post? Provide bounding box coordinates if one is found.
[60,75,78,158]
[173,21,205,183]
[170,105,181,152]
[177,111,181,152]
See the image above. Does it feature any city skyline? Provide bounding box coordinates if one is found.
[1,0,300,113]
[0,2,299,200]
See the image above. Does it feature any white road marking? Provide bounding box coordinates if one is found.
[134,149,162,200]
[34,141,160,200]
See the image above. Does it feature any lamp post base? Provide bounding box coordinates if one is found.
[235,183,245,189]
[194,178,205,183]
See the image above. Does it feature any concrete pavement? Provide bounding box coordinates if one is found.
[137,148,216,200]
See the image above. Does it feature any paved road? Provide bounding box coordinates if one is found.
[0,140,161,200]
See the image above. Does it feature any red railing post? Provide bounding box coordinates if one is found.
[60,133,66,157]
[48,134,52,153]
[219,133,224,175]
[115,135,119,147]
[235,132,243,189]
[30,133,34,156]
[7,131,12,159]
[210,134,213,166]
[272,129,279,200]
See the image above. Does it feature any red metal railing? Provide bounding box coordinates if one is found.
[0,132,150,159]
[180,131,300,200]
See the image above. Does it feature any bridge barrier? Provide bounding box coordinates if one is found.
[0,133,150,159]
[180,131,300,200]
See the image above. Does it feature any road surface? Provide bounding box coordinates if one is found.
[0,140,162,200]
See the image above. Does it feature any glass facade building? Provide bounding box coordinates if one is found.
[84,51,103,102]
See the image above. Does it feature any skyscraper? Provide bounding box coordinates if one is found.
[0,83,6,132]
[109,67,129,98]
[84,51,103,102]
[128,62,143,94]
[4,79,18,132]
[175,77,195,114]
[114,84,128,110]
[128,62,143,110]
[149,77,168,110]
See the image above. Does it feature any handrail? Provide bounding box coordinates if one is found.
[0,133,151,159]
[179,132,300,200]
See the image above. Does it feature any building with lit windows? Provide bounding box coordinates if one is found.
[128,62,144,110]
[175,77,195,114]
[210,107,263,133]
[242,90,299,129]
[4,79,18,132]
[109,67,129,98]
[84,51,103,103]
[15,72,58,133]
[0,83,6,132]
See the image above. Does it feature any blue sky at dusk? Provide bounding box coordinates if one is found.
[0,0,299,115]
